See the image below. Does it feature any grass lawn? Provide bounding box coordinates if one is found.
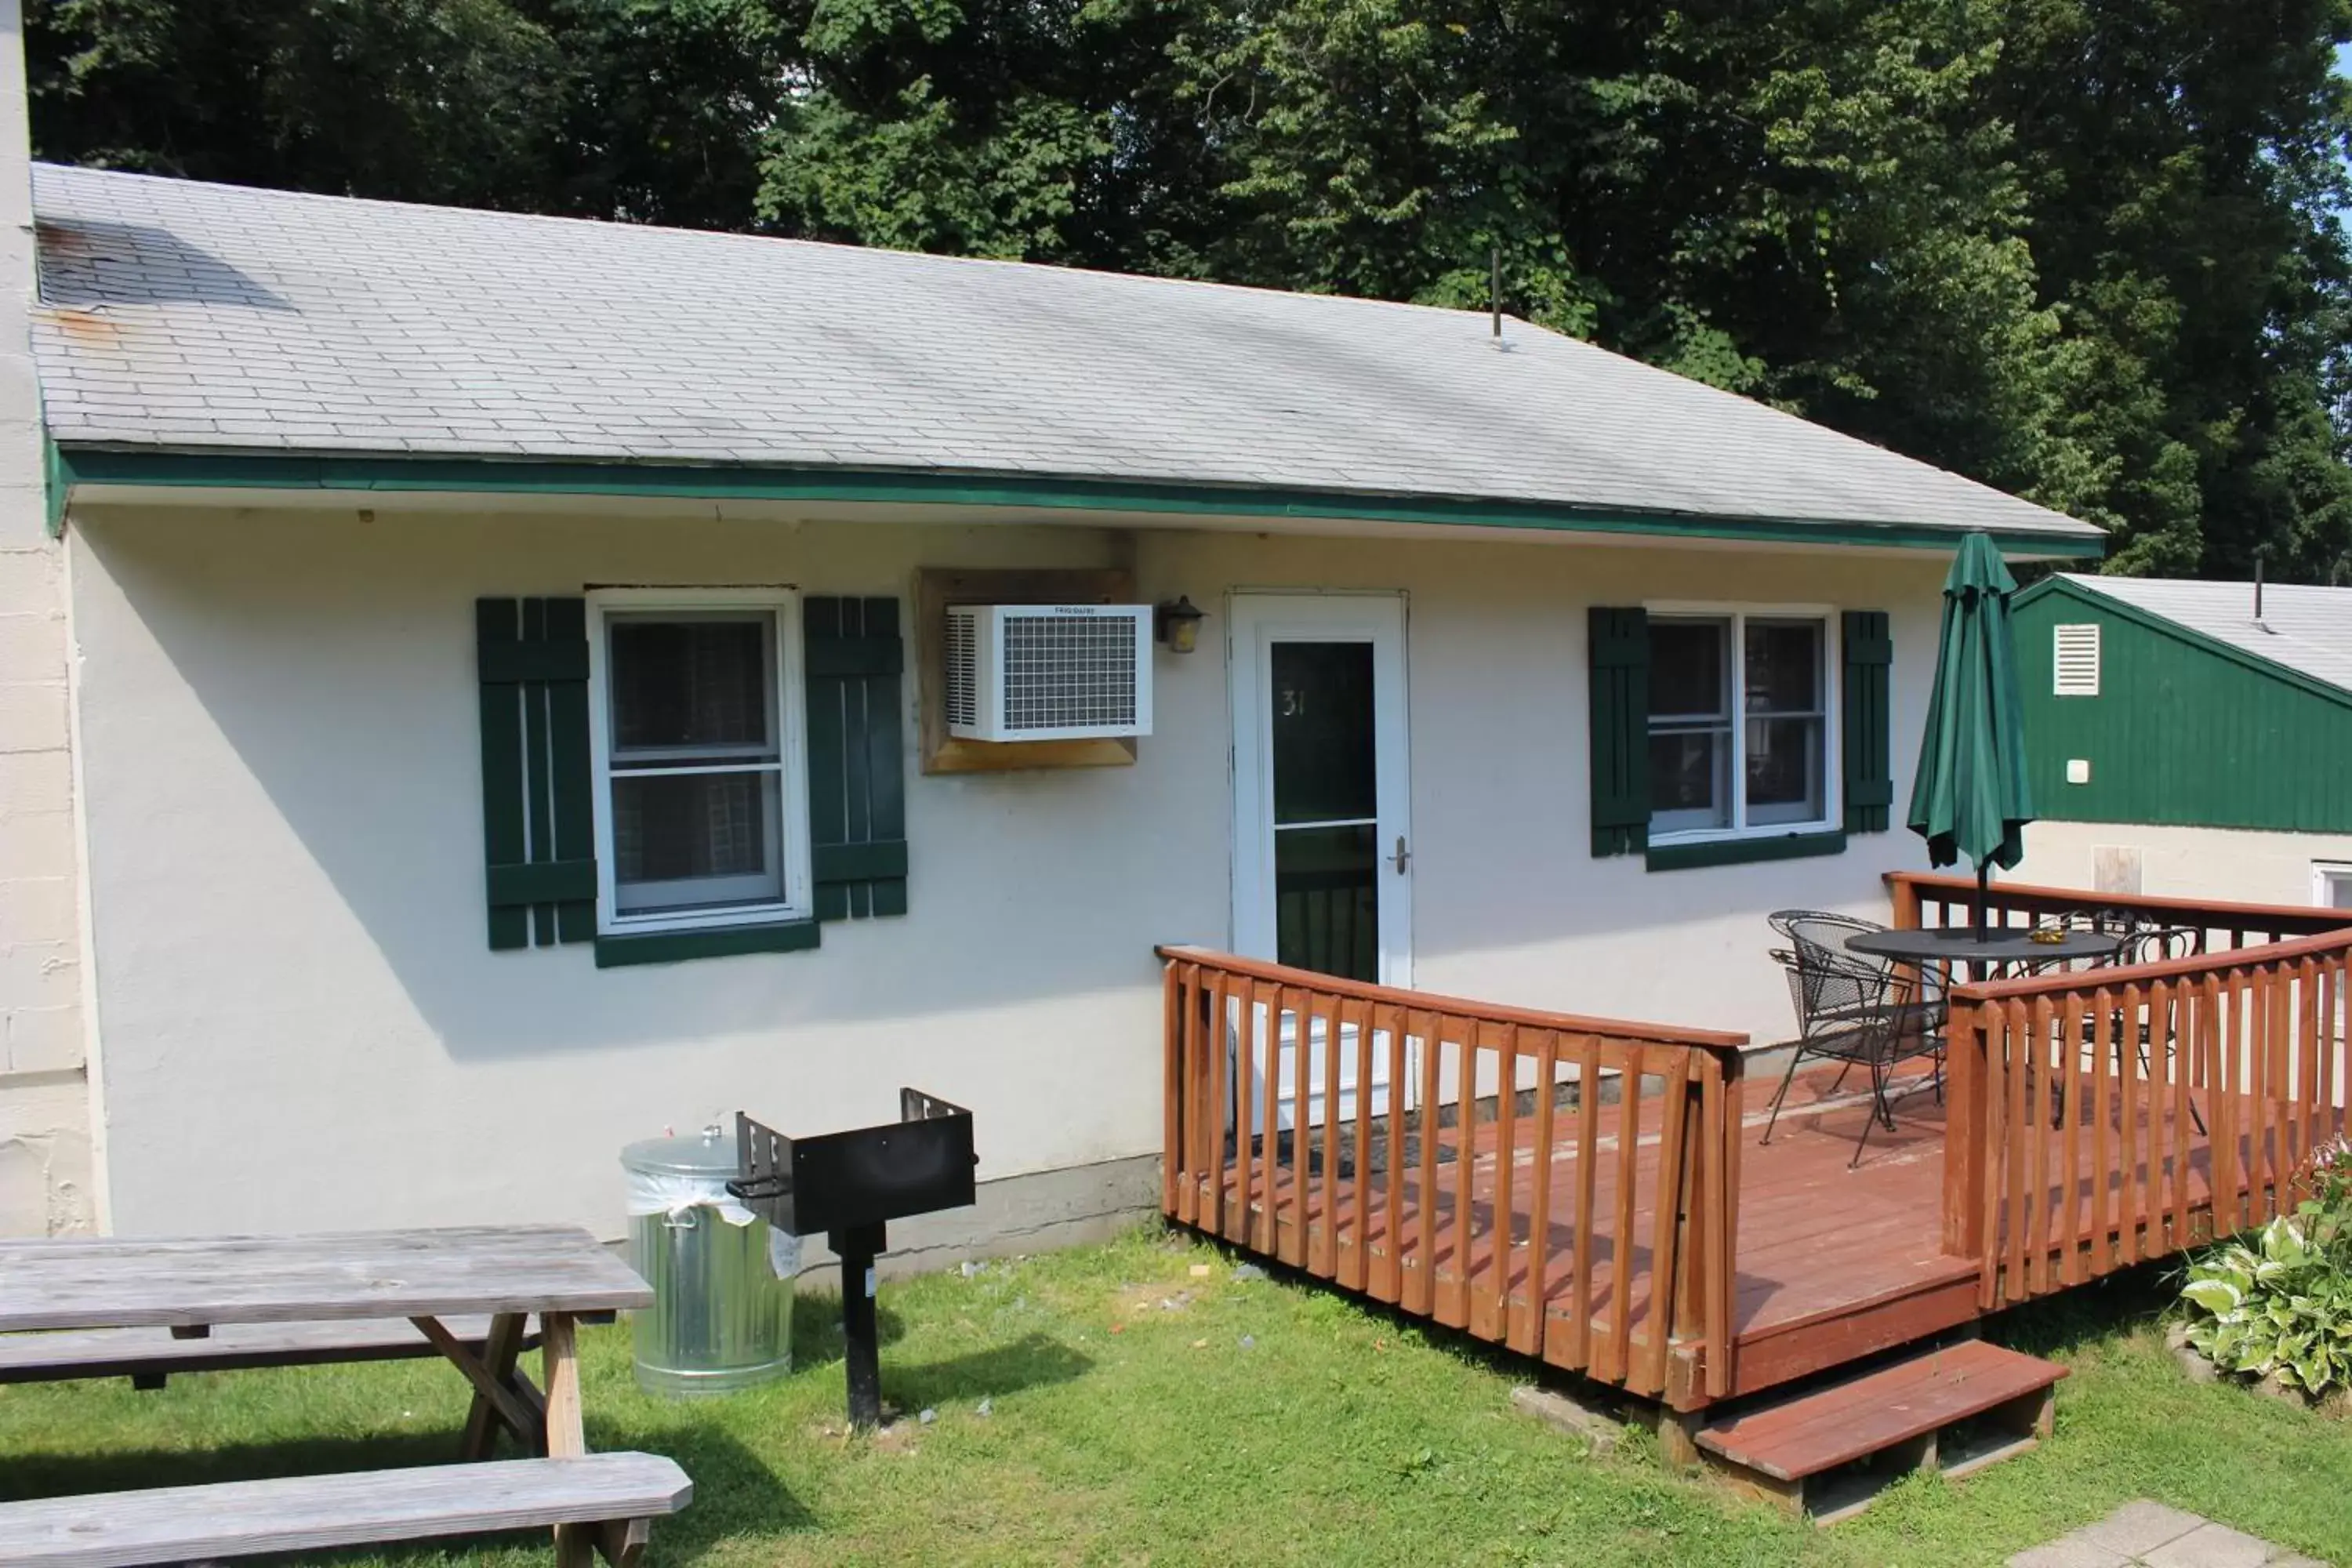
[2,1225,2347,1566]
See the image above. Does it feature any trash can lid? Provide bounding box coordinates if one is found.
[620,1122,739,1177]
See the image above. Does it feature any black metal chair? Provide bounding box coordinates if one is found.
[1763,945,1946,1166]
[2071,920,2206,1135]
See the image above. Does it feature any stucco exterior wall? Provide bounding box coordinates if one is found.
[2020,819,2352,910]
[67,502,1950,1239]
[0,0,95,1236]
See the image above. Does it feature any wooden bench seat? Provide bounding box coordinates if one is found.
[0,1316,545,1388]
[0,1452,691,1568]
[1694,1340,2065,1522]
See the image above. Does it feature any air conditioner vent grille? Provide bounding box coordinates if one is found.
[1002,612,1138,732]
[2053,622,2101,697]
[944,608,978,729]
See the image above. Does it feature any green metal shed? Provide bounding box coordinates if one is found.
[2013,574,2352,835]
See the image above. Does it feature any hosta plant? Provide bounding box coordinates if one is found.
[2178,1138,2352,1401]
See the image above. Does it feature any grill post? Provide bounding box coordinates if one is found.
[833,1221,887,1429]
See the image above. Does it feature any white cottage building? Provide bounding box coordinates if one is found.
[0,15,2104,1249]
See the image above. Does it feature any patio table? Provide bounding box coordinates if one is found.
[0,1222,652,1526]
[1845,924,2125,982]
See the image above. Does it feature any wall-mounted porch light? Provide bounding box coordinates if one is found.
[1156,596,1206,655]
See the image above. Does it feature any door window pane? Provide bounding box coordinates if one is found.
[1271,641,1376,824]
[1276,822,1378,982]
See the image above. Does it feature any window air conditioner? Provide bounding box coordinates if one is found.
[943,604,1153,742]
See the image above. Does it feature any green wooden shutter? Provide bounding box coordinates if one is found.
[1842,609,1893,834]
[477,597,595,950]
[805,596,909,920]
[1588,606,1650,858]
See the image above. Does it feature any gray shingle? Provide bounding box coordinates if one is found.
[30,163,2101,543]
[2056,575,2352,695]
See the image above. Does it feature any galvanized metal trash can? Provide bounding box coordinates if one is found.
[621,1124,799,1397]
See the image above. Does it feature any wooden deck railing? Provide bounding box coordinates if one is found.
[1887,874,2352,1308]
[1159,947,1749,1404]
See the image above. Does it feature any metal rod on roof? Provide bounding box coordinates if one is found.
[1491,246,1501,339]
[2256,557,2265,622]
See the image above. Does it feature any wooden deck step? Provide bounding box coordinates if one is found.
[0,1453,691,1568]
[0,1316,543,1387]
[1694,1341,2065,1523]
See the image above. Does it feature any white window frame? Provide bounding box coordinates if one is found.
[1642,601,1842,846]
[2315,862,2352,913]
[586,587,814,937]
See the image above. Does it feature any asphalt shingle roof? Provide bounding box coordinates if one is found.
[30,163,2102,544]
[2056,574,2352,696]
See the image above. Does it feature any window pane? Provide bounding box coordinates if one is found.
[1744,620,1820,715]
[610,616,774,755]
[1650,620,1727,718]
[1275,823,1378,982]
[613,769,782,913]
[1747,716,1824,825]
[2325,871,2352,911]
[1650,728,1732,829]
[1270,641,1376,824]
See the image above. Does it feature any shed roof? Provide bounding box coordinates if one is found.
[30,163,2103,548]
[2050,574,2352,698]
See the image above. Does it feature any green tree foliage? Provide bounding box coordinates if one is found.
[25,0,2352,580]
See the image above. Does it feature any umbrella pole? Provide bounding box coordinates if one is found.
[1975,862,1991,942]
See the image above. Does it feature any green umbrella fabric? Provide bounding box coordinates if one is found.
[1907,532,2034,873]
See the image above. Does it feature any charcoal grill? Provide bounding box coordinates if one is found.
[726,1089,977,1428]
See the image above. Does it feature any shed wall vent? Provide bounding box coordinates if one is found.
[944,604,1153,742]
[2053,623,2101,697]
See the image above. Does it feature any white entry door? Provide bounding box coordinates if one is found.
[1229,593,1413,1131]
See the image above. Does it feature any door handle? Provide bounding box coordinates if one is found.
[1390,836,1411,874]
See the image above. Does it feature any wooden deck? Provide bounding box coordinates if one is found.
[1163,876,2352,1414]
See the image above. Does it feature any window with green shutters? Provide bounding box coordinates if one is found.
[474,589,909,965]
[1588,603,1889,869]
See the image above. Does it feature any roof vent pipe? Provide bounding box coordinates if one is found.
[1491,245,1501,340]
[2255,557,2265,625]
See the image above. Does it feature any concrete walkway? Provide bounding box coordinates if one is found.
[2010,1502,2328,1568]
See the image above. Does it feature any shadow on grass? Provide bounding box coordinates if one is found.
[881,1331,1093,1413]
[0,1425,804,1562]
[787,1291,907,1373]
[1980,1255,2183,1359]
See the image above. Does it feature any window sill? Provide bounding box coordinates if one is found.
[1645,829,1846,873]
[593,918,821,968]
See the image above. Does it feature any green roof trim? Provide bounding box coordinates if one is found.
[2014,576,2352,715]
[56,447,2108,557]
[42,434,70,539]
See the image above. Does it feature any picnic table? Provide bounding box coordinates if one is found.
[0,1224,678,1568]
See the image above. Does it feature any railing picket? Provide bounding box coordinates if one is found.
[1285,985,1312,1268]
[1164,962,1185,1220]
[1703,1051,1736,1399]
[1519,1029,1558,1359]
[2212,973,2237,1239]
[1447,1018,1477,1332]
[2249,969,2273,1224]
[1377,1000,1407,1305]
[2167,978,2191,1250]
[1567,1033,1601,1374]
[2089,984,2114,1279]
[2127,980,2157,1261]
[1494,1023,1519,1348]
[1348,997,1374,1293]
[2056,994,2083,1287]
[1640,1062,1692,1399]
[1414,1007,1441,1319]
[2005,998,2030,1303]
[1317,989,1344,1278]
[1606,1047,1645,1386]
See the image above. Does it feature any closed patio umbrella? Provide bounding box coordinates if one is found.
[1907,532,2034,938]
